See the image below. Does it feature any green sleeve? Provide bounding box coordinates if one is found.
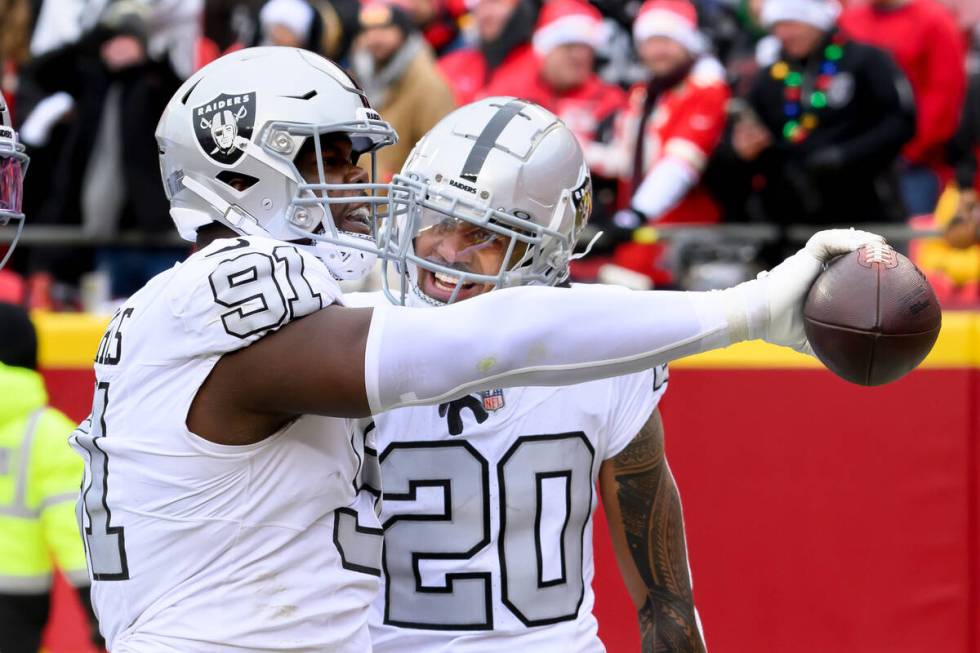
[30,409,89,581]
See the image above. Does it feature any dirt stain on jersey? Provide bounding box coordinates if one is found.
[478,357,496,373]
[270,605,298,619]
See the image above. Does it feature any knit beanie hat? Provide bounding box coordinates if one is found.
[632,0,705,55]
[260,0,316,43]
[360,2,417,35]
[532,0,604,57]
[760,0,841,30]
[98,0,151,44]
[0,302,36,370]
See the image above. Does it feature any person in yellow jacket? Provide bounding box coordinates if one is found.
[0,302,101,652]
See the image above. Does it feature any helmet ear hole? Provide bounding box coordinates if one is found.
[215,171,260,191]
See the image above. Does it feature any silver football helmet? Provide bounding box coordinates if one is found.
[0,93,28,271]
[380,97,592,305]
[156,46,399,280]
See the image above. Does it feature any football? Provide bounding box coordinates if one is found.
[803,242,942,386]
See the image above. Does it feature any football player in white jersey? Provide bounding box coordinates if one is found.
[348,99,705,652]
[67,46,882,652]
[0,93,28,270]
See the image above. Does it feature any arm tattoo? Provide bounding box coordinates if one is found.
[612,413,705,653]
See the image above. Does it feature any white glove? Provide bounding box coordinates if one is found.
[757,229,886,354]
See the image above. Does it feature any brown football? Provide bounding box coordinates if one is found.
[803,243,941,386]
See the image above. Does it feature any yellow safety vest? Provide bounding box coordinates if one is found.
[0,363,88,593]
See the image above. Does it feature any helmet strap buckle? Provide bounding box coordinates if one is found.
[224,205,261,235]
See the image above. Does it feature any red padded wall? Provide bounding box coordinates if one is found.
[42,367,980,653]
[595,368,978,653]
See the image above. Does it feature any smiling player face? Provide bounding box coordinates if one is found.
[412,212,511,303]
[295,133,372,236]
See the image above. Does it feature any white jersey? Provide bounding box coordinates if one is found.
[69,237,382,653]
[346,291,667,653]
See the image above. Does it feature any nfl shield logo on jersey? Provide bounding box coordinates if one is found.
[480,388,505,412]
[194,92,256,165]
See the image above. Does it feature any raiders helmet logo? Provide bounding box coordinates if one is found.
[194,92,256,165]
[571,176,593,232]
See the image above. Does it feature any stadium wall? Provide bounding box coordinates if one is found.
[36,312,980,653]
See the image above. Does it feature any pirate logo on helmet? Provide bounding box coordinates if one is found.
[193,92,256,165]
[571,176,593,233]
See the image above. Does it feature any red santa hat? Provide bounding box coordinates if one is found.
[632,0,705,55]
[532,0,605,57]
[761,0,841,30]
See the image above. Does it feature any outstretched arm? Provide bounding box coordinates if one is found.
[191,282,745,440]
[192,230,882,443]
[600,409,705,653]
[364,229,881,412]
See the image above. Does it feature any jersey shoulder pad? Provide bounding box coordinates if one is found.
[167,237,342,358]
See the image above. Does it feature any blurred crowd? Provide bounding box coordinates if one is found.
[0,0,979,308]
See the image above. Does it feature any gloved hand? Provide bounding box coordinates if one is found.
[579,208,646,256]
[608,208,646,243]
[756,228,885,354]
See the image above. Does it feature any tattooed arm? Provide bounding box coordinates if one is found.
[599,408,705,653]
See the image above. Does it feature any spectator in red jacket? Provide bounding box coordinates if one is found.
[437,0,539,105]
[488,0,625,149]
[841,0,966,216]
[588,0,730,226]
[584,0,730,284]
